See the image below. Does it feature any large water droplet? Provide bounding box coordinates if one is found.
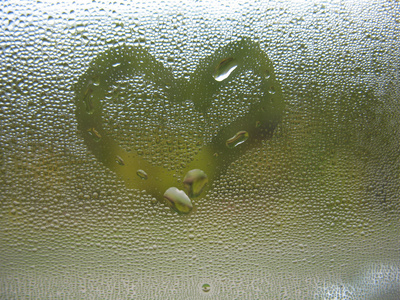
[213,57,238,82]
[91,75,100,86]
[87,127,101,142]
[115,155,124,166]
[136,169,148,180]
[163,187,193,215]
[268,86,276,94]
[202,283,211,293]
[83,87,94,114]
[226,131,249,148]
[183,169,208,198]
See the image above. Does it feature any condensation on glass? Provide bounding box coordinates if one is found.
[0,0,399,299]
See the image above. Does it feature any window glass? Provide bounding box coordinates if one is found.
[1,0,399,298]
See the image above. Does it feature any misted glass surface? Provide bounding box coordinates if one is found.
[1,0,399,298]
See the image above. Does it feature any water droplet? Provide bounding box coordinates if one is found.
[87,127,101,142]
[202,283,211,292]
[255,121,261,128]
[91,75,100,86]
[115,155,124,166]
[264,69,271,79]
[226,131,249,148]
[112,62,121,68]
[136,169,148,180]
[83,87,94,114]
[268,86,276,94]
[183,169,208,198]
[213,57,238,82]
[163,187,193,215]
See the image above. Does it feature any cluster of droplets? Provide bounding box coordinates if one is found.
[205,70,264,142]
[101,75,205,171]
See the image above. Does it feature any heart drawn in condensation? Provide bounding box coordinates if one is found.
[75,38,284,214]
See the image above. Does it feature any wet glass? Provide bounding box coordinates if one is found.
[1,0,399,298]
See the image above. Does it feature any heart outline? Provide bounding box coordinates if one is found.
[74,38,284,206]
